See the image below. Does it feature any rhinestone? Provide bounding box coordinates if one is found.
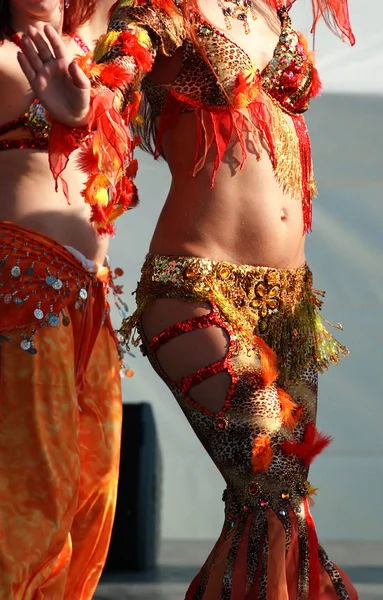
[248,482,259,495]
[215,416,228,430]
[27,346,38,355]
[46,275,56,286]
[4,294,12,304]
[52,279,63,290]
[219,268,230,280]
[281,492,290,500]
[11,266,21,277]
[79,288,88,300]
[14,297,23,304]
[62,315,70,327]
[20,339,31,350]
[184,268,197,280]
[34,309,44,320]
[47,314,60,327]
[279,509,287,517]
[260,499,269,508]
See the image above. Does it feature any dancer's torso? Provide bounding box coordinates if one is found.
[0,28,108,264]
[152,118,306,268]
[146,0,309,268]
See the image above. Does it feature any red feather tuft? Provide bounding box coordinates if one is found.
[125,159,138,179]
[99,63,134,88]
[310,65,322,98]
[76,136,98,174]
[117,32,154,74]
[282,421,332,466]
[116,177,139,209]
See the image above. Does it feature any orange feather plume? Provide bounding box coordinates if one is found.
[254,335,279,387]
[278,387,303,431]
[251,435,273,472]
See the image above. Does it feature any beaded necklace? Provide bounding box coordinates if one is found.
[216,0,258,35]
[7,27,89,54]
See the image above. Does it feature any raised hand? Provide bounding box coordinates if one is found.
[17,25,91,128]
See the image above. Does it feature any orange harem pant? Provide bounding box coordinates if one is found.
[0,222,122,599]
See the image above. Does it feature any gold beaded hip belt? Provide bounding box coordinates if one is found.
[0,221,112,354]
[121,253,349,385]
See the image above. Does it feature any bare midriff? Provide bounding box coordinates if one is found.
[0,149,108,264]
[150,111,306,270]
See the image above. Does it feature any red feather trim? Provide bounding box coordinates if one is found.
[116,31,154,73]
[116,176,139,210]
[310,64,322,98]
[99,63,134,88]
[282,421,332,466]
[76,137,98,174]
[125,159,138,179]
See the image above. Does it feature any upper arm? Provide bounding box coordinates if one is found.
[91,1,186,109]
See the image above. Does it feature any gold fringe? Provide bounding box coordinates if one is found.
[269,99,303,202]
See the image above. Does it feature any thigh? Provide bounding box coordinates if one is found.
[141,298,235,414]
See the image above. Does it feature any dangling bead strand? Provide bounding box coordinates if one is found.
[216,0,257,35]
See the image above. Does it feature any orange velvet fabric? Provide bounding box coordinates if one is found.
[0,224,122,599]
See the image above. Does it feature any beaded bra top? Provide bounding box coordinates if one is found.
[143,4,319,118]
[0,32,89,151]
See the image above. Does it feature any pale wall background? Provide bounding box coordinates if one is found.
[107,0,383,542]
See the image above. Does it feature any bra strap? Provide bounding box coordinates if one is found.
[72,34,90,54]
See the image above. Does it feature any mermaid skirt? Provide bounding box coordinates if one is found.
[120,254,358,600]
